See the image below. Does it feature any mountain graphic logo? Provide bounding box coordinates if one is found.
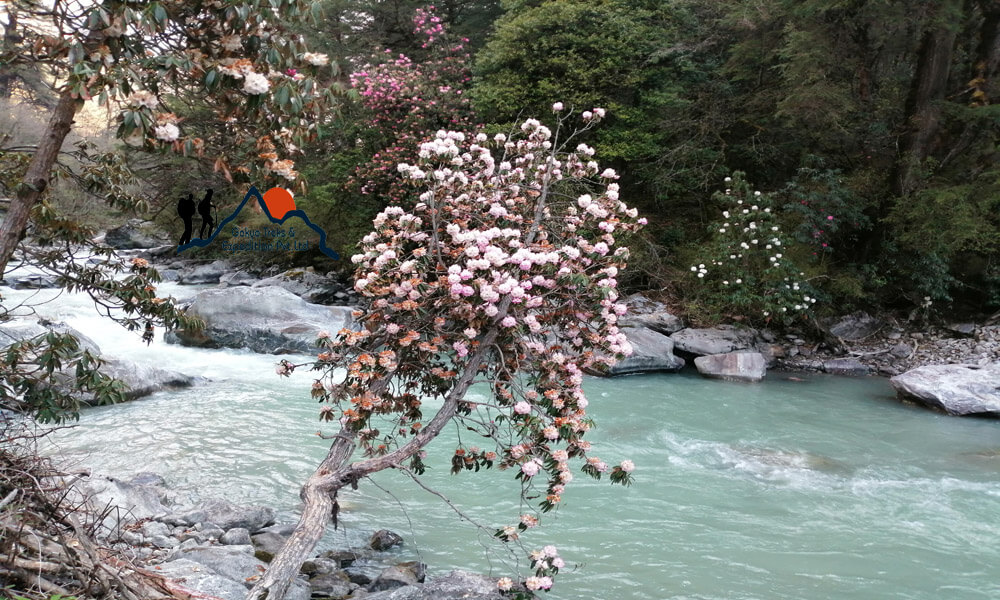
[176,186,339,260]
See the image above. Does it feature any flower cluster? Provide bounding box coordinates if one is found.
[690,172,817,324]
[348,5,476,207]
[315,113,641,597]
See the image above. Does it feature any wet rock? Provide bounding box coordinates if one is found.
[601,326,685,375]
[7,273,60,289]
[369,562,426,592]
[319,549,361,568]
[219,269,258,286]
[362,570,502,600]
[621,294,685,335]
[165,286,355,354]
[890,343,912,359]
[821,312,883,342]
[891,363,1000,416]
[105,219,172,249]
[253,268,356,306]
[178,259,231,285]
[694,352,766,382]
[670,325,759,356]
[169,498,275,533]
[88,359,195,402]
[822,358,870,377]
[370,529,404,551]
[309,567,356,598]
[170,545,260,584]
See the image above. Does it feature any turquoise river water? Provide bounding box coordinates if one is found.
[6,281,1000,600]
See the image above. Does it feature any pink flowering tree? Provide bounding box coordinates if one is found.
[249,107,644,600]
[348,5,477,207]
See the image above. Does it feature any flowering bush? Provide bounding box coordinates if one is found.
[253,109,643,600]
[689,172,817,324]
[348,5,477,207]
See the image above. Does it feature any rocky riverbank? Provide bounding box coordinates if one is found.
[67,470,502,600]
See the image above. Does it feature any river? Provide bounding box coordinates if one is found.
[5,278,1000,600]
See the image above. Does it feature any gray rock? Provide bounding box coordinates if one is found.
[370,529,404,551]
[178,260,232,284]
[602,327,685,375]
[141,520,171,539]
[694,352,767,382]
[821,312,882,342]
[171,545,260,585]
[309,568,356,598]
[219,270,258,286]
[105,218,172,249]
[129,472,166,487]
[891,363,1000,416]
[154,558,249,600]
[670,326,758,356]
[220,527,252,545]
[822,358,870,377]
[621,294,685,335]
[7,273,60,289]
[70,475,171,539]
[363,570,502,600]
[890,343,913,359]
[253,268,353,306]
[85,358,195,402]
[251,523,296,562]
[165,286,356,354]
[170,498,275,532]
[178,524,225,544]
[945,323,978,338]
[319,549,361,568]
[369,563,425,592]
[150,534,179,549]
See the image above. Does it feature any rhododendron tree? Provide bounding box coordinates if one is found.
[249,108,644,600]
[348,5,477,207]
[0,0,338,274]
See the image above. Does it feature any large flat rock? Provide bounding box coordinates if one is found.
[670,326,759,356]
[694,351,767,382]
[891,363,1000,416]
[166,285,355,354]
[604,326,685,375]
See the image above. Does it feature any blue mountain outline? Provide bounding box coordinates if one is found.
[176,186,340,260]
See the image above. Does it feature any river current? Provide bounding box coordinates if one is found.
[5,279,1000,600]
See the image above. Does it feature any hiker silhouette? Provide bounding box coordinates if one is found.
[198,188,215,239]
[177,193,195,245]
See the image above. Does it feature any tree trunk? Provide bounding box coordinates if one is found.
[893,1,960,197]
[0,89,81,275]
[0,10,19,100]
[246,326,501,600]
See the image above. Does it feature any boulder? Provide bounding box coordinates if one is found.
[105,219,172,249]
[944,323,978,338]
[308,567,356,598]
[89,359,195,402]
[602,326,685,375]
[253,268,355,305]
[890,363,1000,416]
[369,563,426,592]
[820,311,882,342]
[168,498,275,533]
[154,559,250,600]
[363,570,502,600]
[250,523,296,562]
[370,529,404,551]
[694,352,766,382]
[178,259,231,285]
[670,326,759,356]
[165,286,355,354]
[70,475,171,538]
[6,273,60,289]
[220,527,252,545]
[822,358,871,377]
[621,294,684,335]
[170,545,260,584]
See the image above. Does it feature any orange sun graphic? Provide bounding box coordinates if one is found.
[262,187,296,220]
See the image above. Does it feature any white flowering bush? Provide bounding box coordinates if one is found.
[249,109,643,600]
[689,172,817,324]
